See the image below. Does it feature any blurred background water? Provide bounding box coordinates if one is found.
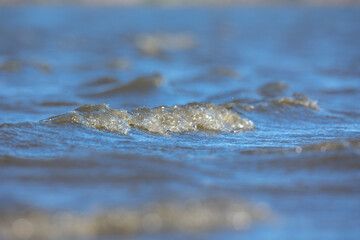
[0,2,359,240]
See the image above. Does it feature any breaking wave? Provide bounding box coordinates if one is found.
[43,102,254,135]
[273,93,320,110]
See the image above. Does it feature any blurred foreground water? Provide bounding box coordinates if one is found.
[0,4,360,240]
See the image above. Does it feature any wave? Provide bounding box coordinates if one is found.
[243,138,360,155]
[258,81,288,98]
[229,93,320,112]
[42,102,254,135]
[0,199,271,239]
[39,101,80,107]
[83,76,119,87]
[82,73,163,98]
[300,138,360,152]
[272,93,320,110]
[135,33,196,56]
[0,60,51,73]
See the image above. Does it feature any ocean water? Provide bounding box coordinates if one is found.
[0,4,360,240]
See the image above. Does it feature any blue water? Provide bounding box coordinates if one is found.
[0,4,360,240]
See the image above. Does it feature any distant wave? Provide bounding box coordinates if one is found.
[81,73,164,98]
[228,93,320,112]
[135,33,196,56]
[272,93,320,110]
[242,138,360,156]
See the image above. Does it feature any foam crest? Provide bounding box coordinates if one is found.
[273,93,320,110]
[229,93,320,113]
[129,102,254,134]
[43,103,254,135]
[44,104,131,134]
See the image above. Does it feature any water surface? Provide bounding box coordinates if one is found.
[0,4,360,240]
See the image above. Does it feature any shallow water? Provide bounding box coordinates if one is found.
[0,4,360,240]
